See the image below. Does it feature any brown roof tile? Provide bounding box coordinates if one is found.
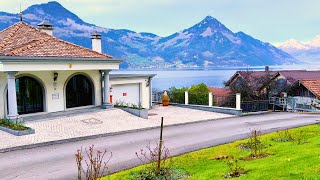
[0,22,112,59]
[278,71,320,84]
[208,87,232,97]
[300,80,320,98]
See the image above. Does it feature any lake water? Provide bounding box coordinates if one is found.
[112,64,320,91]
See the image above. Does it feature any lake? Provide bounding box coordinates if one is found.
[111,64,320,91]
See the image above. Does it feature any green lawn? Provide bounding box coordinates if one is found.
[104,124,320,180]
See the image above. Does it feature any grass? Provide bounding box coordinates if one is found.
[0,118,30,131]
[103,124,320,180]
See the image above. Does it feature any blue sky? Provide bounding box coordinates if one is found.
[1,0,319,44]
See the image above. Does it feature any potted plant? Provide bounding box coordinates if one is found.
[162,91,170,106]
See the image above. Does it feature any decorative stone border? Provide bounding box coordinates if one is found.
[118,107,148,119]
[0,126,35,136]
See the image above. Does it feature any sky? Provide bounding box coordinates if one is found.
[1,0,319,44]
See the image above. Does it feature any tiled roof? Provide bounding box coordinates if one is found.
[226,71,277,90]
[0,22,112,59]
[278,71,320,84]
[300,80,320,98]
[208,87,232,97]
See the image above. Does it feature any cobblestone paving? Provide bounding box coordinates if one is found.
[0,106,234,149]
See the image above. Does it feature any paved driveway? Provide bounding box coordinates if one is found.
[0,106,233,150]
[0,112,319,180]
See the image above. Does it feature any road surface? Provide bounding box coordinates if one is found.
[0,112,319,180]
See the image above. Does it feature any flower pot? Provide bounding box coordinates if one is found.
[162,101,169,106]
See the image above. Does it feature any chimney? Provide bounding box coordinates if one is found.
[91,32,102,53]
[38,21,53,36]
[265,66,270,72]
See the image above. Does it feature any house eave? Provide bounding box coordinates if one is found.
[0,56,123,63]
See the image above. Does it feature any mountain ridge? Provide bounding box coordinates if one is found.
[0,1,299,68]
[278,36,320,63]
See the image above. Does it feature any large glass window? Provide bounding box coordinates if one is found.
[66,75,93,108]
[14,76,44,114]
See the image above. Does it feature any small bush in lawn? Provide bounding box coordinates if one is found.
[291,130,307,145]
[75,145,112,180]
[272,129,294,142]
[224,156,246,178]
[131,141,188,180]
[272,129,307,145]
[238,129,267,158]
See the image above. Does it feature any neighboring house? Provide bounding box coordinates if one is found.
[225,68,278,98]
[291,80,320,99]
[0,21,155,119]
[208,87,232,106]
[226,67,320,98]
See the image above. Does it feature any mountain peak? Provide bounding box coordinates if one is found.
[279,39,308,50]
[200,16,220,25]
[23,1,85,24]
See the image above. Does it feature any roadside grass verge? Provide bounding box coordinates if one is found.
[103,124,320,179]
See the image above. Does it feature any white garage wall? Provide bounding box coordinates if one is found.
[110,77,151,109]
[112,83,140,107]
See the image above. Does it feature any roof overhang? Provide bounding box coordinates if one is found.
[0,56,123,72]
[110,74,157,79]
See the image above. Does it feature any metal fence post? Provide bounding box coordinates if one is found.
[209,92,213,107]
[236,93,241,110]
[185,91,189,105]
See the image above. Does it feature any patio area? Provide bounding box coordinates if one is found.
[0,106,234,150]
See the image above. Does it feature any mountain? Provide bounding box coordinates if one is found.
[0,1,299,68]
[278,36,320,64]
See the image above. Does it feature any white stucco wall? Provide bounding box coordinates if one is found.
[0,70,102,118]
[110,77,151,109]
[0,71,153,118]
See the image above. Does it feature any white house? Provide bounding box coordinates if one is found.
[0,21,155,120]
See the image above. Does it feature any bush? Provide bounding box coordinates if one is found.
[169,83,210,105]
[0,118,30,131]
[272,129,307,145]
[224,156,246,178]
[168,87,187,104]
[75,145,112,180]
[131,142,188,180]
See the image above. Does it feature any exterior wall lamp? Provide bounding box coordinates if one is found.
[146,78,151,87]
[53,72,58,81]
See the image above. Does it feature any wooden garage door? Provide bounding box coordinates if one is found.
[112,83,140,106]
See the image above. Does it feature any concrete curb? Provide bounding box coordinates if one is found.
[0,116,238,153]
[0,126,35,136]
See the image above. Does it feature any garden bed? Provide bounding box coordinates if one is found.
[104,124,320,179]
[0,119,35,136]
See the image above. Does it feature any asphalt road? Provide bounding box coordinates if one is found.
[0,112,319,180]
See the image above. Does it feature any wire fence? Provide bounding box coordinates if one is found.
[215,94,236,108]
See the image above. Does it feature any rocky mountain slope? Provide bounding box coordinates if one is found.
[0,1,299,68]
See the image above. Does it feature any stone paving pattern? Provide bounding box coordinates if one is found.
[0,106,233,149]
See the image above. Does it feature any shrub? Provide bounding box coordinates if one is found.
[0,118,30,131]
[169,83,210,105]
[75,145,112,180]
[272,129,307,145]
[131,142,188,180]
[161,95,169,102]
[224,156,246,178]
[238,129,267,158]
[168,87,187,104]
